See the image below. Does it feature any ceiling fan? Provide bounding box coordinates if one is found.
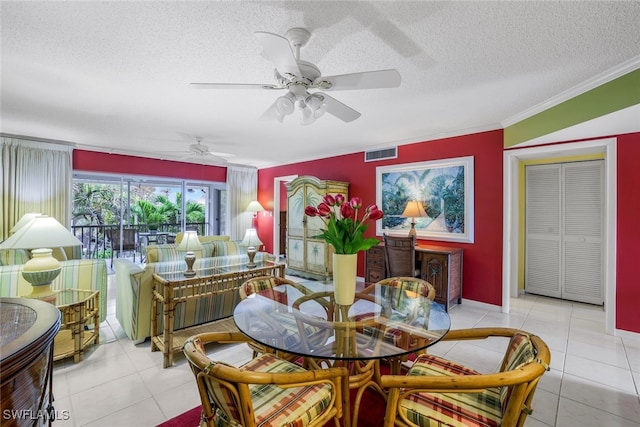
[190,27,401,124]
[160,137,234,163]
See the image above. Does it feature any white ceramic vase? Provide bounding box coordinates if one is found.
[332,253,358,305]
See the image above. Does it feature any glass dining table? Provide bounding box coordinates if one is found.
[233,280,451,427]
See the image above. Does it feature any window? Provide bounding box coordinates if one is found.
[72,173,226,256]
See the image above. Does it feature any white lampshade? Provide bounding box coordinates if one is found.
[240,228,263,248]
[176,230,204,252]
[402,201,428,218]
[240,228,263,268]
[0,215,81,302]
[245,201,265,214]
[401,201,427,238]
[0,215,82,250]
[9,212,42,235]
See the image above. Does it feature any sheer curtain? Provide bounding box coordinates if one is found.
[226,166,258,241]
[1,137,72,240]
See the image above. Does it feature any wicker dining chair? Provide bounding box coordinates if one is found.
[379,327,551,427]
[183,331,348,427]
[238,275,318,360]
[358,277,437,375]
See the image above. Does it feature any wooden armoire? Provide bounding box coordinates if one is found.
[285,176,349,282]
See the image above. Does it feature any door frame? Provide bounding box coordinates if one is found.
[272,174,298,258]
[503,138,616,334]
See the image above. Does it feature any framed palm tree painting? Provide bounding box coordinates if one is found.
[376,156,474,243]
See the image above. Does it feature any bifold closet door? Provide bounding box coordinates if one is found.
[561,161,604,305]
[525,161,604,305]
[525,164,561,298]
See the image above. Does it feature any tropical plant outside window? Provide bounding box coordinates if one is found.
[71,175,224,259]
[73,183,205,230]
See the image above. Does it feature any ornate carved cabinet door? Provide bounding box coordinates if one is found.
[286,176,349,282]
[286,182,306,272]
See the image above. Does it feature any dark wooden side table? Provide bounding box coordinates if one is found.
[0,297,61,426]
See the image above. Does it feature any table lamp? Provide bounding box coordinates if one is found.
[0,215,83,302]
[240,228,263,268]
[401,201,428,237]
[246,201,265,218]
[176,230,204,277]
[9,212,42,234]
[246,200,265,228]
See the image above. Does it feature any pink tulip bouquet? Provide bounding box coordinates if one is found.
[305,194,384,254]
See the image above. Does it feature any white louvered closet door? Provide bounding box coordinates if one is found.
[525,161,604,305]
[525,165,562,298]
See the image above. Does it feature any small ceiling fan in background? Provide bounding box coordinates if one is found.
[159,136,235,163]
[190,27,401,124]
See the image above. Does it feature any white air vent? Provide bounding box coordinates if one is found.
[364,147,397,162]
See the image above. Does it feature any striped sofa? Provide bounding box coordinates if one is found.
[114,238,274,343]
[0,257,108,322]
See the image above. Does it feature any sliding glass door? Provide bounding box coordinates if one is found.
[72,172,226,259]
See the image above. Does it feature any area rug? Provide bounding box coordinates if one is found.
[157,379,387,427]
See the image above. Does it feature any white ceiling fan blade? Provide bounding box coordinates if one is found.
[190,82,282,90]
[207,150,235,158]
[314,69,401,91]
[204,153,229,163]
[255,31,301,77]
[318,93,361,123]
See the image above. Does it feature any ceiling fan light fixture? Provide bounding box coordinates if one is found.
[300,104,315,125]
[275,92,296,115]
[306,94,327,119]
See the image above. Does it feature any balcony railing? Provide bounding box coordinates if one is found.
[71,223,208,260]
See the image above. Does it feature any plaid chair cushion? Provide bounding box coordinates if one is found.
[205,353,334,427]
[499,332,536,412]
[239,276,287,302]
[380,278,433,320]
[400,353,502,427]
[239,277,320,349]
[383,278,432,298]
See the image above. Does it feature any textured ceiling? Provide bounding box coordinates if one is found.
[1,1,639,168]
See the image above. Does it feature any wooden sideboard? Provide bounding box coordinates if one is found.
[365,245,386,284]
[365,243,463,311]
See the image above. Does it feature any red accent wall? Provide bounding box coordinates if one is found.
[73,150,227,182]
[72,131,640,334]
[258,129,505,307]
[616,132,640,333]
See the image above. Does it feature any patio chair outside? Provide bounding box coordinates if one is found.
[106,228,137,266]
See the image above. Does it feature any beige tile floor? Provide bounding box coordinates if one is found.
[47,274,640,427]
